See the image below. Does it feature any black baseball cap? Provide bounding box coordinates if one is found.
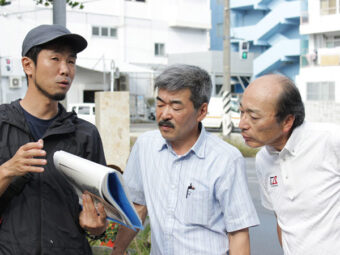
[22,24,87,56]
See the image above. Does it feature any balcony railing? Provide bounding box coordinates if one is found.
[300,52,340,67]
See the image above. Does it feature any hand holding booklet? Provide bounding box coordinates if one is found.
[53,150,142,231]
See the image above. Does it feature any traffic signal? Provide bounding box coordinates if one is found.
[5,58,11,72]
[239,41,249,60]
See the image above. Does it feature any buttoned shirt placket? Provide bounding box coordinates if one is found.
[164,152,183,255]
[278,149,296,200]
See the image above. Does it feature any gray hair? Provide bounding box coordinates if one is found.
[154,64,212,109]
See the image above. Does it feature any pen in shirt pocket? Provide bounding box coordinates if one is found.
[186,183,195,198]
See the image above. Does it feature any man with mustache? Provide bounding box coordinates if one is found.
[239,74,340,254]
[112,64,259,255]
[0,24,107,254]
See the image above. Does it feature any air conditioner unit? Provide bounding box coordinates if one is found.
[9,76,22,89]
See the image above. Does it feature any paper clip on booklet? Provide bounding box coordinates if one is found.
[53,150,143,231]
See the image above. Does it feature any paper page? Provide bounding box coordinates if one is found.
[53,150,108,198]
[53,150,141,230]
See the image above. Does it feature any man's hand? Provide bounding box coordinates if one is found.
[0,139,47,196]
[79,193,108,236]
[111,203,147,255]
[2,139,46,178]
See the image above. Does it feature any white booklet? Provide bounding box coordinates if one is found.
[53,150,142,231]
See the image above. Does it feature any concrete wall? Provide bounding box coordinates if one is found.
[95,92,130,171]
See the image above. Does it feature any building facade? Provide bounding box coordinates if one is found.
[296,0,340,124]
[230,0,301,81]
[0,0,211,118]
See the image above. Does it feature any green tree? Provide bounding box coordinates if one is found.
[0,0,10,5]
[0,0,84,9]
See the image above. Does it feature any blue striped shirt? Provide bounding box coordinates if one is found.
[123,126,259,254]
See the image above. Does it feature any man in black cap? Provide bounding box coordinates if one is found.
[0,24,107,254]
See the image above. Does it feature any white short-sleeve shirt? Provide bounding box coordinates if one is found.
[256,122,340,255]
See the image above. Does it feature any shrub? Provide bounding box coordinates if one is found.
[224,137,260,158]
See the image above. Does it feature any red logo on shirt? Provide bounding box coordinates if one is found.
[270,176,278,187]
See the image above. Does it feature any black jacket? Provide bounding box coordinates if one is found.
[0,100,106,255]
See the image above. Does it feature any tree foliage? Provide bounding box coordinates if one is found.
[0,0,10,6]
[35,0,84,9]
[0,0,84,9]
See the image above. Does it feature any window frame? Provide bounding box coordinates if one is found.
[92,26,118,39]
[320,0,337,15]
[306,81,335,101]
[154,43,165,57]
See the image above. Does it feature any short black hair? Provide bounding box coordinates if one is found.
[275,75,305,130]
[25,45,43,65]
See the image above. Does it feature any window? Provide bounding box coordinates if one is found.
[92,26,99,36]
[78,106,90,115]
[320,0,336,15]
[307,82,335,101]
[110,28,117,38]
[92,26,118,38]
[101,27,108,37]
[325,35,340,48]
[334,36,340,47]
[215,84,223,95]
[155,43,165,56]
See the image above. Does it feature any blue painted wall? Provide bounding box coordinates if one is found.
[210,0,224,51]
[230,0,301,81]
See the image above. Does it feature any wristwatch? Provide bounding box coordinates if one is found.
[85,230,106,240]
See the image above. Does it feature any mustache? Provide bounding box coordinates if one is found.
[158,120,175,128]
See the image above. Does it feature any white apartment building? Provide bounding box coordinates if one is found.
[297,0,340,123]
[0,0,211,116]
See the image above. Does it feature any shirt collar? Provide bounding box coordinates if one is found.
[265,145,280,155]
[282,121,306,156]
[157,122,206,159]
[265,122,306,156]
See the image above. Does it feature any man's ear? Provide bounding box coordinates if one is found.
[197,102,208,122]
[282,114,295,134]
[22,57,34,77]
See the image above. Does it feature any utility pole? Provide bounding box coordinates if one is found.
[221,0,232,136]
[53,0,67,108]
[223,0,230,93]
[53,0,66,26]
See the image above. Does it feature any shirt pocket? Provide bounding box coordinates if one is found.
[183,190,209,225]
